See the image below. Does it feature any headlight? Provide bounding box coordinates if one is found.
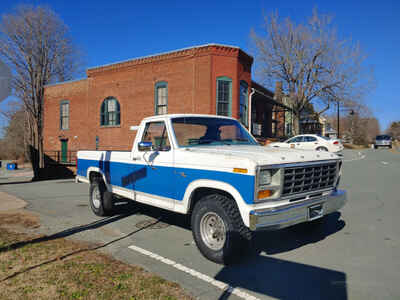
[259,170,272,185]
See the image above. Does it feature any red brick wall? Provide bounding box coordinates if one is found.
[43,45,253,153]
[43,79,89,152]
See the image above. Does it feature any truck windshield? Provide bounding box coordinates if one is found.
[171,117,258,147]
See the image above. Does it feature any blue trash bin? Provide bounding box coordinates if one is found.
[6,163,17,170]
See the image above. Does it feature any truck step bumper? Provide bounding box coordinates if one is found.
[249,189,347,231]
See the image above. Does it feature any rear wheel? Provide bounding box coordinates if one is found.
[191,194,252,265]
[89,179,114,216]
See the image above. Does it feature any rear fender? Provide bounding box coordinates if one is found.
[87,167,111,191]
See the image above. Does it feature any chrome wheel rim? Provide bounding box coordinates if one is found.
[200,212,226,251]
[92,186,101,209]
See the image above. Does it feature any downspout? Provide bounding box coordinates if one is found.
[248,88,256,134]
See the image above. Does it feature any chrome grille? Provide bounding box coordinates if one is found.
[282,162,337,195]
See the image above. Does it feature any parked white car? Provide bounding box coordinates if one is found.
[268,134,344,154]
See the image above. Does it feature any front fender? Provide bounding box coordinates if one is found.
[182,179,251,228]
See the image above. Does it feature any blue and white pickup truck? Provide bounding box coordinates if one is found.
[76,114,347,264]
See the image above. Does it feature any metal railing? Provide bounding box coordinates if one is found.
[44,151,77,165]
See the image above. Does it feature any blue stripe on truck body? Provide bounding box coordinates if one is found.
[77,158,255,204]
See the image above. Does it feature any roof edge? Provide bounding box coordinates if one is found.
[87,43,247,71]
[44,77,86,88]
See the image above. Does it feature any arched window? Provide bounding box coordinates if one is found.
[155,81,168,115]
[216,76,232,116]
[100,97,120,126]
[239,81,248,127]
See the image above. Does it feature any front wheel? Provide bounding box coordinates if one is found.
[316,146,328,151]
[191,194,252,265]
[89,179,114,216]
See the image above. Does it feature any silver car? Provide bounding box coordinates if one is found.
[374,135,392,149]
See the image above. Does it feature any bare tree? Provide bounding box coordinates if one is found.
[387,121,400,141]
[0,5,81,179]
[0,103,25,160]
[326,102,380,145]
[251,9,375,134]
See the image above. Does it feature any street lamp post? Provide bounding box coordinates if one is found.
[337,101,340,138]
[336,99,355,141]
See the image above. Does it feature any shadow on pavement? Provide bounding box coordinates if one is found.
[214,212,347,299]
[253,212,345,255]
[0,201,141,254]
[215,253,347,300]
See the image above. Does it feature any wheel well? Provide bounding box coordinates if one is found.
[89,171,103,183]
[188,187,235,214]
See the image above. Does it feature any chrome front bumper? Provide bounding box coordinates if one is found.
[249,189,347,231]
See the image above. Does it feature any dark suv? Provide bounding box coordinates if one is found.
[374,135,392,149]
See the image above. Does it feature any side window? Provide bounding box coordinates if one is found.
[216,76,232,116]
[60,100,69,130]
[141,122,170,151]
[289,136,303,143]
[304,136,317,142]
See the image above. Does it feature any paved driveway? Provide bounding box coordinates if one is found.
[1,149,399,300]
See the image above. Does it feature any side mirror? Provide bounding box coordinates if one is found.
[138,141,152,152]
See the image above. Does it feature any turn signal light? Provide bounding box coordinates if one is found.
[233,168,248,174]
[258,190,273,199]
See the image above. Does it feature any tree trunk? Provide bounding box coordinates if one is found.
[29,121,44,181]
[292,112,301,135]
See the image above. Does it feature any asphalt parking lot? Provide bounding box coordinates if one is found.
[1,149,399,300]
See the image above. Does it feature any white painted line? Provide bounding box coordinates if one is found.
[381,161,389,165]
[128,244,260,300]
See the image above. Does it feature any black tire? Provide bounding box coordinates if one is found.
[191,194,252,265]
[89,179,114,216]
[316,146,328,151]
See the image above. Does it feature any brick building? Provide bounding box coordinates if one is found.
[43,44,290,164]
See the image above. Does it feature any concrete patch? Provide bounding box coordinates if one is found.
[0,191,27,211]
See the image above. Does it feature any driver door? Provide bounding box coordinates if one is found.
[134,121,175,209]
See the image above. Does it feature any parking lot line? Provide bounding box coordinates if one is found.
[128,244,260,300]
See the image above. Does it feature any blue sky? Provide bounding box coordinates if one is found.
[0,0,399,131]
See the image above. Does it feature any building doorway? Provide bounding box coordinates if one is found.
[61,140,68,163]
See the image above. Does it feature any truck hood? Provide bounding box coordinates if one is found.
[182,145,339,166]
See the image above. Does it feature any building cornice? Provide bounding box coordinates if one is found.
[87,43,253,77]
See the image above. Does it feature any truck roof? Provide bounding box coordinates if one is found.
[141,114,237,122]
